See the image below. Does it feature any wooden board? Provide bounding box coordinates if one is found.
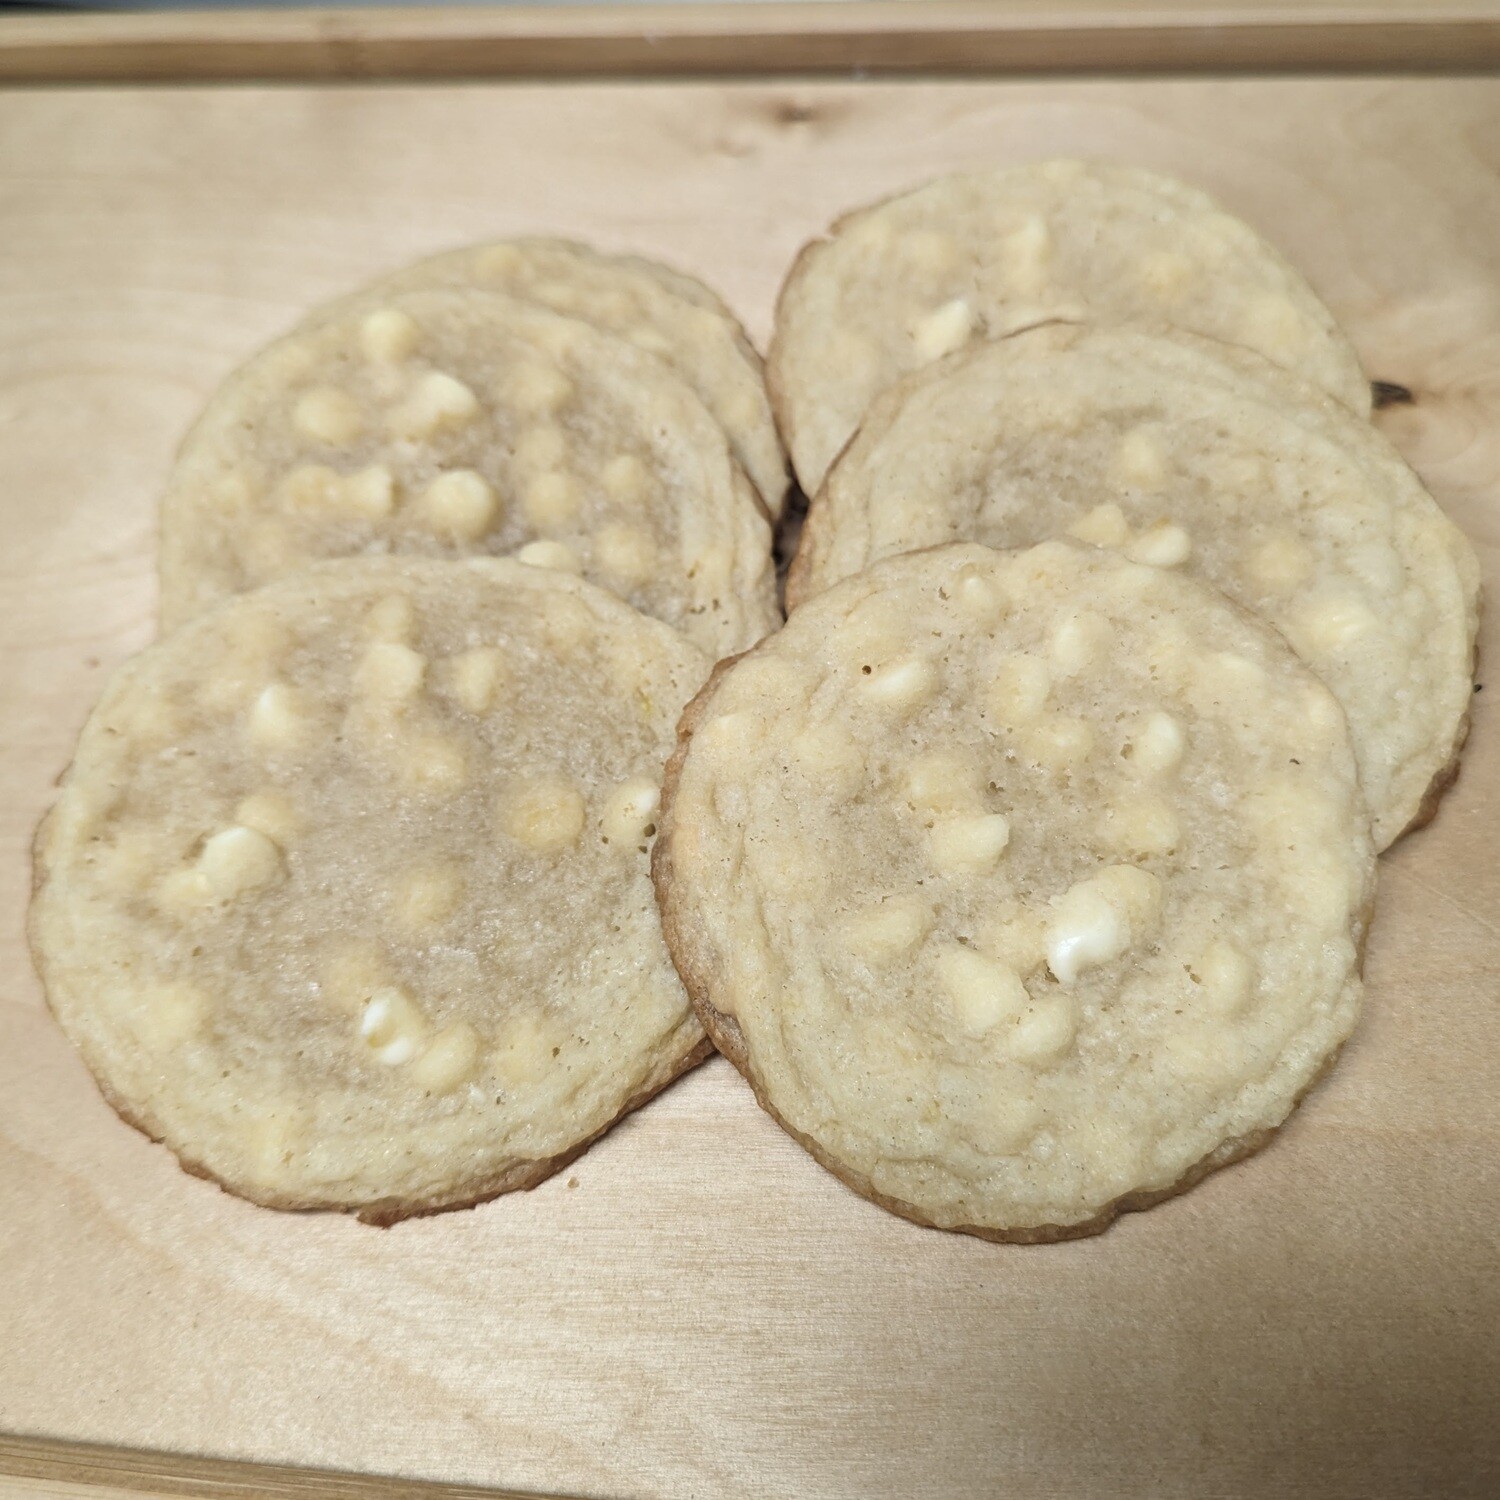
[4,3,1500,83]
[2,73,1499,1500]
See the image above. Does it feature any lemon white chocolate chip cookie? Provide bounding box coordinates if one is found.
[790,324,1479,850]
[31,559,711,1222]
[353,238,789,518]
[768,159,1370,492]
[655,543,1375,1242]
[158,288,778,658]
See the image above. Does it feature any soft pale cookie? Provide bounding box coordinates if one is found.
[768,159,1370,491]
[346,238,789,517]
[31,558,710,1222]
[789,323,1479,849]
[159,288,778,659]
[656,542,1375,1242]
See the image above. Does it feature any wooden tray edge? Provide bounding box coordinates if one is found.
[2,3,1500,84]
[0,1434,569,1500]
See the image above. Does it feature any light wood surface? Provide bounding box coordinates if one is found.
[3,3,1500,83]
[3,75,1500,1500]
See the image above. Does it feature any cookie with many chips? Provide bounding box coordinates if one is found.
[159,288,778,659]
[656,542,1375,1241]
[32,558,710,1222]
[354,238,788,517]
[769,160,1370,491]
[788,323,1478,849]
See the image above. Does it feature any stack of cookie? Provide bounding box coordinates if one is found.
[656,162,1480,1240]
[30,164,1483,1244]
[31,242,784,1222]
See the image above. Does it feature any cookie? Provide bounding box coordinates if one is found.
[789,323,1478,849]
[31,558,711,1222]
[768,159,1371,492]
[655,542,1375,1242]
[158,288,779,659]
[351,238,789,517]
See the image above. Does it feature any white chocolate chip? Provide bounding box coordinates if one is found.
[411,1023,481,1094]
[936,946,1029,1036]
[516,539,581,573]
[522,470,582,529]
[862,656,937,713]
[1126,523,1192,569]
[901,229,959,276]
[280,463,393,520]
[234,791,300,848]
[319,940,387,1014]
[1021,716,1095,770]
[986,654,1051,727]
[1136,250,1195,298]
[365,593,415,642]
[1049,611,1108,677]
[600,777,661,845]
[1002,215,1052,297]
[929,813,1011,875]
[594,523,657,588]
[502,360,574,416]
[1126,711,1186,777]
[360,308,421,364]
[1294,594,1379,654]
[904,751,983,812]
[391,863,464,932]
[501,774,587,852]
[601,453,649,504]
[980,905,1047,975]
[844,897,932,965]
[359,986,428,1066]
[419,470,497,540]
[387,371,479,440]
[1008,995,1078,1065]
[1067,502,1131,549]
[199,824,283,898]
[1246,534,1315,595]
[1114,426,1168,490]
[442,647,508,714]
[1047,865,1162,985]
[1195,939,1255,1016]
[911,298,975,364]
[354,641,426,701]
[247,683,314,751]
[405,735,468,795]
[293,387,364,446]
[952,565,1006,625]
[344,465,396,519]
[628,324,673,357]
[279,464,343,512]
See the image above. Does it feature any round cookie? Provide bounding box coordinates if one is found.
[655,542,1375,1242]
[768,159,1371,492]
[351,238,789,518]
[31,558,711,1222]
[790,323,1479,850]
[159,288,779,659]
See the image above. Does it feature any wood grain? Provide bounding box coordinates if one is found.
[2,75,1499,1500]
[3,4,1500,83]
